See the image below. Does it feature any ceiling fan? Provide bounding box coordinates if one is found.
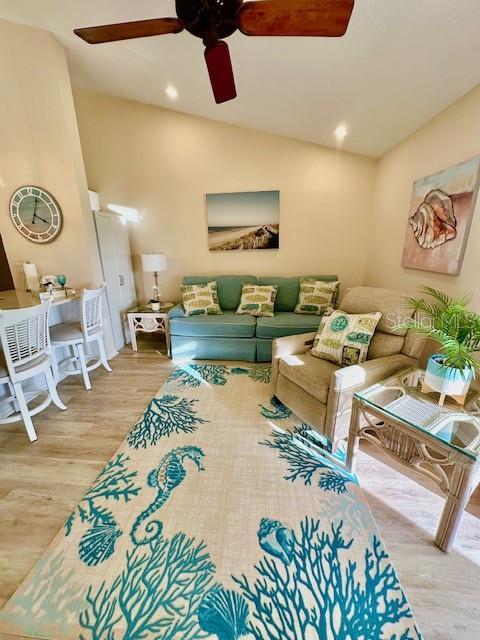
[74,0,355,104]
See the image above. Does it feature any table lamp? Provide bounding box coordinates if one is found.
[141,253,167,304]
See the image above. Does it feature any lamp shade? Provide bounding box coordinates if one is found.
[141,253,167,272]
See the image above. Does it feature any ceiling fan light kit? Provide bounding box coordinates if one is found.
[74,0,355,104]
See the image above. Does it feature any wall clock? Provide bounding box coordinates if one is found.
[10,186,63,243]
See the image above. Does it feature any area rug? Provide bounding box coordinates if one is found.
[0,363,422,640]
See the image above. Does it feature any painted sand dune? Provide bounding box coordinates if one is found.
[209,224,280,251]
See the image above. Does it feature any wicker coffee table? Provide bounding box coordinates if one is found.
[346,368,480,552]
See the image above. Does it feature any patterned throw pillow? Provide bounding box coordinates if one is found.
[236,284,278,317]
[295,279,340,315]
[310,310,382,366]
[181,281,223,317]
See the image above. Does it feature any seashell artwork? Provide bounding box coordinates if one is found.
[198,588,249,640]
[78,523,122,566]
[409,189,457,249]
[257,517,295,565]
[402,156,480,275]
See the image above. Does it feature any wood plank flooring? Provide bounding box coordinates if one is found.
[0,336,478,639]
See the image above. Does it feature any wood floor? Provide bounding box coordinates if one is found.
[0,336,478,640]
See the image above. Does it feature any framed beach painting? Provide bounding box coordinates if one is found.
[401,156,480,275]
[207,190,280,251]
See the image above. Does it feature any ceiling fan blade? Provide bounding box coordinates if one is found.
[237,0,355,37]
[204,41,237,104]
[74,18,183,44]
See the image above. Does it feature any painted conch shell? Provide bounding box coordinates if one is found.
[409,188,457,249]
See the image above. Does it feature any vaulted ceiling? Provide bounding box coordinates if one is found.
[1,0,480,157]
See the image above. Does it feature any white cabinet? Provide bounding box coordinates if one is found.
[94,212,137,351]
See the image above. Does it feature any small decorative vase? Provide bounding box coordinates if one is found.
[422,353,474,406]
[57,274,67,288]
[151,301,161,312]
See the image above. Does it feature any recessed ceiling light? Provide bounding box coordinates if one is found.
[334,123,349,141]
[166,84,178,100]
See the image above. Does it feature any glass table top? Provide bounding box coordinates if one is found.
[354,368,480,460]
[128,302,174,314]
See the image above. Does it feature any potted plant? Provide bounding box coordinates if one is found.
[402,286,480,405]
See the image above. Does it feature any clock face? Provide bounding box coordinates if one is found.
[10,186,62,243]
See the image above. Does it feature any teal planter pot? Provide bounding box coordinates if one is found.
[424,353,474,403]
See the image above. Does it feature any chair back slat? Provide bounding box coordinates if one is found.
[0,301,51,376]
[81,285,105,338]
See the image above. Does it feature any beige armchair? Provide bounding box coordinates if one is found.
[271,286,426,445]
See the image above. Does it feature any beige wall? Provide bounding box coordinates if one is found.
[73,89,376,303]
[365,85,480,310]
[0,20,102,290]
[6,17,477,315]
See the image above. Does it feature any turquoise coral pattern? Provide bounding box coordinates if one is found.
[168,364,231,387]
[233,517,422,640]
[79,531,216,640]
[261,424,356,494]
[259,395,293,420]
[64,453,140,566]
[167,364,271,388]
[0,365,422,640]
[128,394,209,449]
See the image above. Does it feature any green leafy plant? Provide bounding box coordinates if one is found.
[401,286,480,374]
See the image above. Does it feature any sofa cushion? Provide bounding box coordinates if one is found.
[181,281,223,317]
[279,353,339,404]
[256,312,321,338]
[339,286,414,336]
[237,284,278,317]
[169,310,256,338]
[367,331,405,359]
[183,276,257,311]
[295,278,339,315]
[311,310,382,366]
[259,275,339,311]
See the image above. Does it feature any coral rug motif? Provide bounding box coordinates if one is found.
[0,364,422,640]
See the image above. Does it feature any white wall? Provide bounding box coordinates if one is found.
[365,85,480,310]
[73,89,376,303]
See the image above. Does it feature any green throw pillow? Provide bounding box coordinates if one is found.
[310,309,382,366]
[295,278,340,315]
[181,281,223,317]
[236,284,278,317]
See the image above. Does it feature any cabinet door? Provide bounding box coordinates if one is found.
[94,213,137,351]
[102,254,126,351]
[117,254,137,341]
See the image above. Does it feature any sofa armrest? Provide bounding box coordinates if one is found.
[325,353,418,442]
[271,332,317,391]
[168,304,185,319]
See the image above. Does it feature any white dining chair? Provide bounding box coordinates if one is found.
[0,300,67,442]
[50,285,112,390]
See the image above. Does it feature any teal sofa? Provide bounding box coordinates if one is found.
[168,275,338,362]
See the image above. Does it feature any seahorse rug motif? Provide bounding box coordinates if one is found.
[0,363,422,640]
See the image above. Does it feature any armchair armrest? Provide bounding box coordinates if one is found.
[271,332,317,391]
[168,304,185,319]
[325,353,417,442]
